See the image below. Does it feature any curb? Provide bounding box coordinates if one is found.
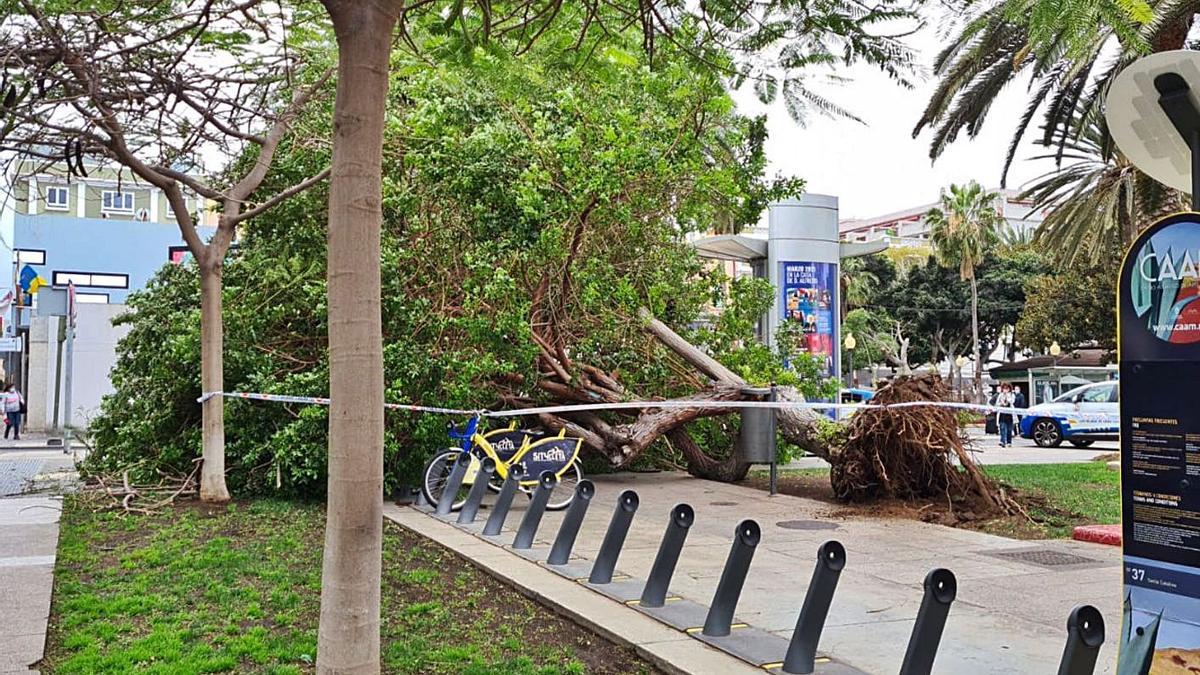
[1072,524,1121,546]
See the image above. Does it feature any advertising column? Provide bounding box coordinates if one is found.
[1119,213,1200,672]
[766,195,840,382]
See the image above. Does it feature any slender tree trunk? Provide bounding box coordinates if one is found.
[970,276,982,403]
[198,259,230,502]
[317,2,401,672]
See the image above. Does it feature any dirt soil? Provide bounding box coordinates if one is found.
[740,472,1083,540]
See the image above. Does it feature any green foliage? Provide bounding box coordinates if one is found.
[88,32,819,496]
[1016,256,1117,350]
[841,308,896,368]
[926,181,1003,282]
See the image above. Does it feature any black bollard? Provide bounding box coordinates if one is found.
[456,458,496,524]
[482,464,525,536]
[435,451,471,516]
[547,480,596,565]
[639,503,694,607]
[702,519,761,637]
[512,471,558,549]
[782,540,847,674]
[587,490,640,584]
[1057,605,1105,675]
[899,568,957,675]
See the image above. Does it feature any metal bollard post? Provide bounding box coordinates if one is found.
[899,568,957,675]
[435,451,471,516]
[547,480,596,565]
[588,490,640,584]
[702,519,761,637]
[512,471,558,549]
[639,503,694,607]
[482,464,525,536]
[456,458,496,524]
[1058,605,1105,675]
[783,540,846,674]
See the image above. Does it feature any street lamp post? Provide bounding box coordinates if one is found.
[843,332,857,388]
[955,354,968,402]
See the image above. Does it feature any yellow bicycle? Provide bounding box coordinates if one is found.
[421,416,584,511]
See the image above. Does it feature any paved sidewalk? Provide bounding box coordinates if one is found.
[408,472,1122,674]
[0,495,60,674]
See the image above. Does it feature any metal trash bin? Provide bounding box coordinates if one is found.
[737,386,777,464]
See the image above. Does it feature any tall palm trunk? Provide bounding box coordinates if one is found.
[316,1,401,672]
[970,275,982,403]
[198,257,230,502]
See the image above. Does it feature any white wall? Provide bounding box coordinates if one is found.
[67,303,130,428]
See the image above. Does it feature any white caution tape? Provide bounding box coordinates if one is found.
[197,390,1036,418]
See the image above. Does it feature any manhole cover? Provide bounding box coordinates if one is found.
[988,548,1100,568]
[0,458,44,496]
[776,520,839,531]
[709,501,738,506]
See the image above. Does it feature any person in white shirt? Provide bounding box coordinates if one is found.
[3,383,24,440]
[995,382,1017,448]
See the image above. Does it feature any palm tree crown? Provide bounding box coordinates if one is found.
[926,181,1003,280]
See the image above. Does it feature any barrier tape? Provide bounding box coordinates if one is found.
[196,390,1063,420]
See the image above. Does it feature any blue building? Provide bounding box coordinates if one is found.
[12,212,216,305]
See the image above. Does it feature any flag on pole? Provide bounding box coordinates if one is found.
[18,265,47,294]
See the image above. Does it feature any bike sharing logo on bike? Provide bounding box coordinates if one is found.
[494,437,516,453]
[531,446,567,464]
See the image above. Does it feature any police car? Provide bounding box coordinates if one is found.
[1018,381,1119,448]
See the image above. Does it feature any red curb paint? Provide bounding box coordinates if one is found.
[1072,524,1121,546]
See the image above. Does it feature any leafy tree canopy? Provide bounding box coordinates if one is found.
[87,29,823,494]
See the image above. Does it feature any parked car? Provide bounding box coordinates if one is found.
[837,387,874,420]
[1018,381,1119,448]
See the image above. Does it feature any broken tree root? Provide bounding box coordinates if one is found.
[830,374,1018,518]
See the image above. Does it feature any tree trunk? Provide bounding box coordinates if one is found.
[317,2,400,673]
[970,276,982,404]
[198,259,230,502]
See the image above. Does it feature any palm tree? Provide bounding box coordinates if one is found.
[913,0,1192,184]
[1021,119,1187,267]
[840,256,880,321]
[926,181,1003,402]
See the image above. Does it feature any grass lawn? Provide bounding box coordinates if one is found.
[982,461,1119,538]
[744,460,1119,540]
[43,498,656,675]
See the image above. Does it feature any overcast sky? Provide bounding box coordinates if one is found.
[733,19,1062,220]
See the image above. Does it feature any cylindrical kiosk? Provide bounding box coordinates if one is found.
[766,196,841,387]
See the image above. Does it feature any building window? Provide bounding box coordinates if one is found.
[52,271,129,289]
[45,186,69,211]
[15,249,46,265]
[76,292,109,304]
[101,190,135,214]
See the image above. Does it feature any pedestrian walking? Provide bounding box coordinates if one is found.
[3,383,24,440]
[995,382,1016,448]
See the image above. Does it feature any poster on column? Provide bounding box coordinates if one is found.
[1119,213,1200,673]
[780,261,837,378]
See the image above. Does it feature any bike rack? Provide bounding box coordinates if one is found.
[638,503,694,608]
[547,480,596,565]
[434,451,471,517]
[481,463,525,537]
[702,519,760,637]
[414,475,1107,674]
[512,471,557,549]
[1057,605,1105,675]
[587,489,639,585]
[456,457,496,525]
[899,568,957,675]
[782,540,846,674]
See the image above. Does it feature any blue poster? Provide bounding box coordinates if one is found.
[780,261,837,378]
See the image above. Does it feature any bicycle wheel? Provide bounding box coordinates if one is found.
[546,462,583,511]
[421,449,470,511]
